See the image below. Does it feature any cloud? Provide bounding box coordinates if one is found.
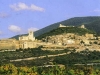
[10,2,45,12]
[8,25,22,33]
[0,12,9,18]
[94,9,100,12]
[30,4,44,12]
[93,9,100,12]
[28,27,38,32]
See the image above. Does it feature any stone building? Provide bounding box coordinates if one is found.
[59,24,74,28]
[59,24,67,27]
[19,41,38,49]
[80,25,86,29]
[18,31,37,49]
[19,31,35,41]
[0,31,36,50]
[85,33,94,39]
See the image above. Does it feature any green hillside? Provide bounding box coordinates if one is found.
[86,20,100,35]
[34,16,100,37]
[37,27,95,40]
[11,16,100,39]
[57,16,100,26]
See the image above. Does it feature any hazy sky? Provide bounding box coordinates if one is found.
[0,0,100,39]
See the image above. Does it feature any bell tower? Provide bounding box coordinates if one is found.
[29,31,33,37]
[28,30,35,41]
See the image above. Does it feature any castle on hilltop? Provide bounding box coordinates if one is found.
[0,24,100,51]
[59,24,86,29]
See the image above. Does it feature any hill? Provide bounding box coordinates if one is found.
[37,27,95,40]
[86,20,100,35]
[34,16,100,37]
[11,16,100,39]
[11,34,28,40]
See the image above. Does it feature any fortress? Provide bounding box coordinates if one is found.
[0,24,100,51]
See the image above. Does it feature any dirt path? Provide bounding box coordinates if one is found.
[10,52,70,62]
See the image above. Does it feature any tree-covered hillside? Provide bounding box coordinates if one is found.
[57,16,100,26]
[34,16,100,37]
[86,20,100,35]
[37,27,95,40]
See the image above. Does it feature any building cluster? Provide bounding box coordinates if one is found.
[0,31,39,50]
[0,25,100,51]
[42,33,100,51]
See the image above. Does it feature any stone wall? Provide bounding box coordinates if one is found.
[0,39,19,50]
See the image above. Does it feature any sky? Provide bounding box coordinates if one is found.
[0,0,100,39]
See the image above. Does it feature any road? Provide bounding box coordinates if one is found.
[10,52,70,62]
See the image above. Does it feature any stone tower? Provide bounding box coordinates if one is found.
[28,30,35,41]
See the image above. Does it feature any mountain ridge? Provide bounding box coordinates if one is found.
[34,16,100,37]
[36,27,96,40]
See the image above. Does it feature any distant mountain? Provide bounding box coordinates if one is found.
[11,34,28,40]
[11,16,100,39]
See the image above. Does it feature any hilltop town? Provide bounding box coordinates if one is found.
[0,24,100,52]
